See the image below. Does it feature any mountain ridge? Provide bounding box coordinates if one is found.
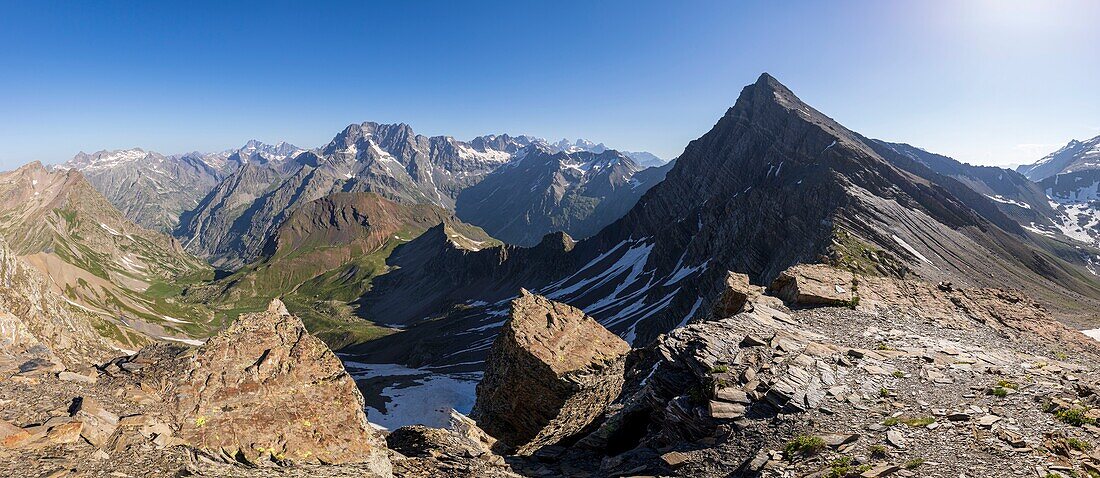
[344,73,1100,373]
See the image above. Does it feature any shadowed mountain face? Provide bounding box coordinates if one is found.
[345,73,1100,371]
[455,146,671,246]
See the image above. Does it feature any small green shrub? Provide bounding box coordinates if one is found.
[903,458,924,469]
[901,416,935,427]
[869,444,888,458]
[687,384,712,404]
[989,387,1008,398]
[826,456,871,478]
[996,379,1019,390]
[784,435,826,458]
[882,416,899,426]
[709,365,729,374]
[1067,437,1093,451]
[892,370,905,378]
[1055,407,1097,426]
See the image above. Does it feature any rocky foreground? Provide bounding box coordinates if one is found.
[3,267,1100,477]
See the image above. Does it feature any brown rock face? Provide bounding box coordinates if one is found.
[713,272,764,316]
[143,299,391,472]
[767,264,855,306]
[471,290,630,455]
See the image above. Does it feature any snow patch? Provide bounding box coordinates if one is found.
[891,234,933,265]
[344,362,480,430]
[159,336,205,346]
[984,194,1032,209]
[99,223,122,236]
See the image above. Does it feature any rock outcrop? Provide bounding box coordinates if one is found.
[767,264,855,306]
[471,290,631,455]
[539,264,1100,477]
[387,411,517,477]
[121,299,391,472]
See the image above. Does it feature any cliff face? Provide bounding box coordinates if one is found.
[456,147,669,246]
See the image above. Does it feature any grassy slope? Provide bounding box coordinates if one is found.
[177,193,499,349]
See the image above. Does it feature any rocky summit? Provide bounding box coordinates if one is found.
[472,290,631,455]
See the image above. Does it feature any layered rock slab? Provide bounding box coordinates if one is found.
[126,299,391,473]
[471,290,630,455]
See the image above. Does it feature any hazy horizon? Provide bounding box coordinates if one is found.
[2,0,1097,170]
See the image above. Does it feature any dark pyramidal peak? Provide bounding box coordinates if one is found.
[348,72,1100,371]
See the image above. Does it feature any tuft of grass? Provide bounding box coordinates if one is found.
[989,387,1008,398]
[1066,437,1093,451]
[996,379,1019,390]
[901,416,936,427]
[1054,407,1097,427]
[882,416,900,427]
[826,456,871,478]
[784,435,826,458]
[879,387,891,398]
[903,458,924,469]
[892,370,905,378]
[869,444,888,459]
[709,365,729,374]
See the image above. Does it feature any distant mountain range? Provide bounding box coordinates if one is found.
[1015,134,1100,252]
[456,145,671,246]
[56,141,307,232]
[57,130,665,269]
[1017,135,1100,181]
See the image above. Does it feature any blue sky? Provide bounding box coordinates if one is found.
[1,0,1097,169]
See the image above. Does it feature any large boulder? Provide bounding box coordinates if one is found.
[767,264,855,306]
[471,290,631,455]
[128,299,391,473]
